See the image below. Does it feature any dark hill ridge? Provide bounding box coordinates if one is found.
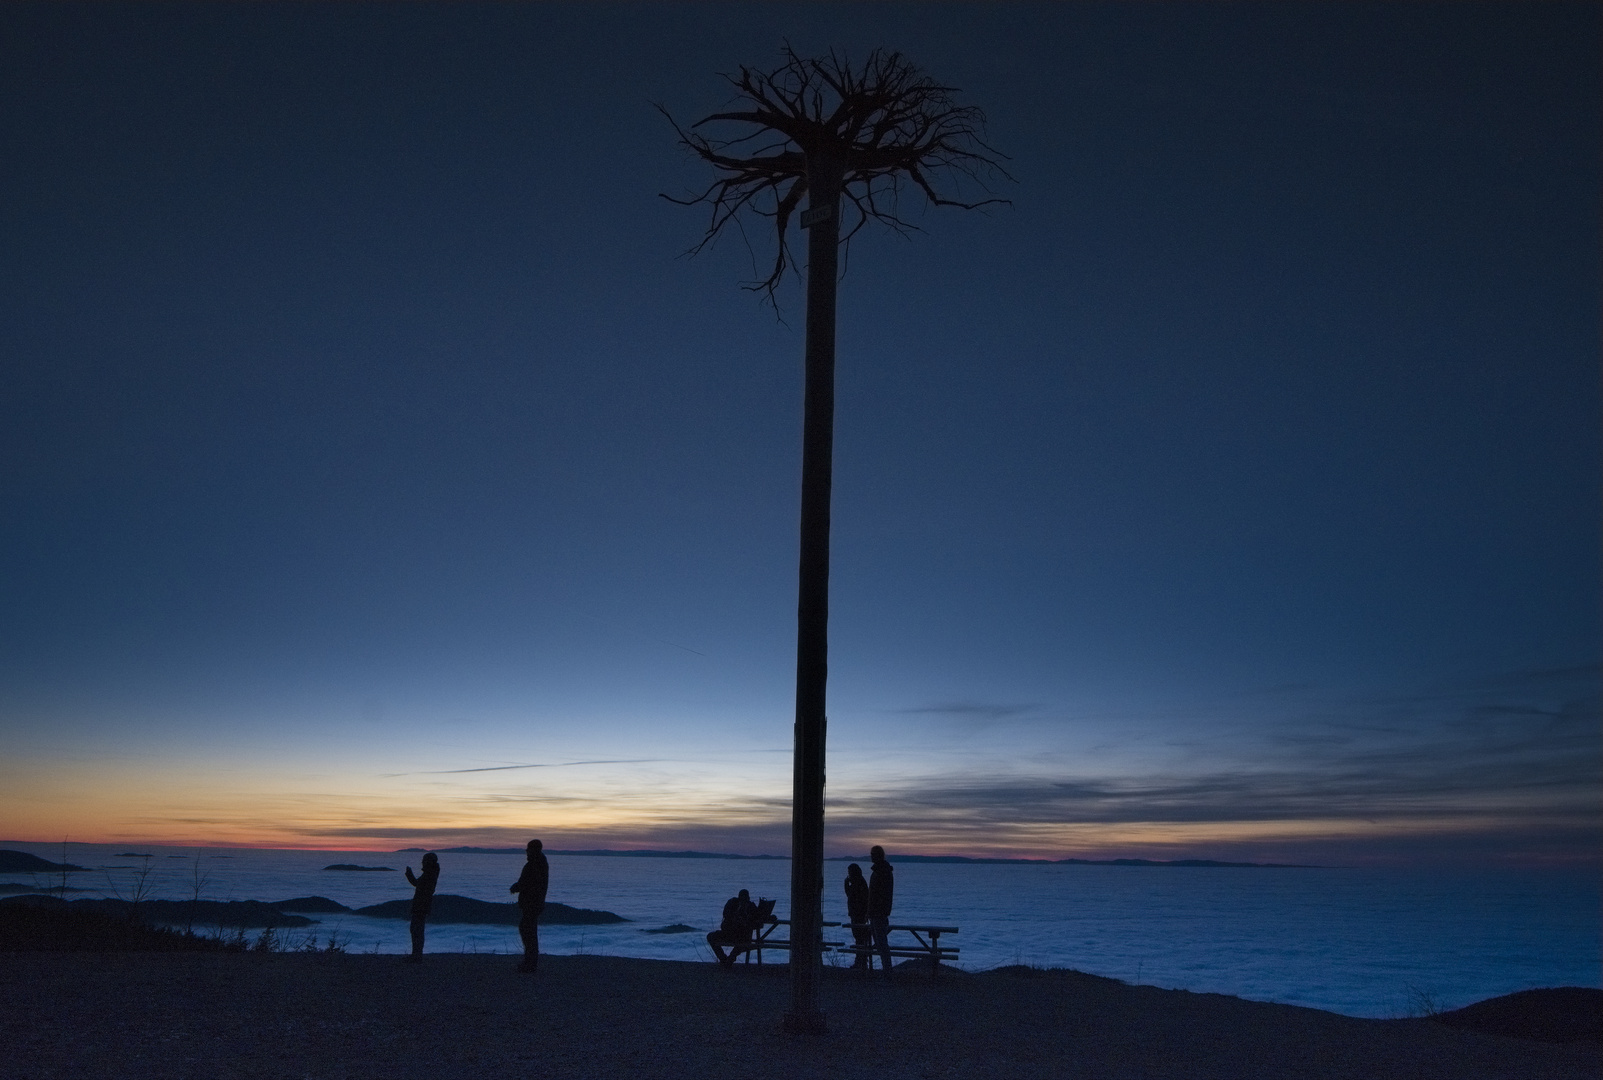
[1434,987,1602,1043]
[0,849,87,873]
[274,894,625,925]
[323,863,394,872]
[272,896,351,913]
[2,895,313,929]
[1,901,234,951]
[355,895,626,926]
[5,893,625,928]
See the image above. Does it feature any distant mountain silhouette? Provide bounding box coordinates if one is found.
[5,890,630,928]
[828,854,1054,864]
[354,894,625,925]
[0,849,87,873]
[396,847,786,859]
[322,864,395,871]
[828,854,1317,868]
[554,849,787,860]
[1,895,313,928]
[387,846,1312,866]
[1059,858,1317,868]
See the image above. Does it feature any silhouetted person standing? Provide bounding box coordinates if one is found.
[403,852,439,962]
[510,839,549,973]
[843,863,870,969]
[868,846,894,974]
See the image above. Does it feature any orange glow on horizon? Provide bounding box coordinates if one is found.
[6,755,1592,861]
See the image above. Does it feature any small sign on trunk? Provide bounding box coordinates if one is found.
[800,204,834,229]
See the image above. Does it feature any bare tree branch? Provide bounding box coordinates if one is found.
[661,46,1013,309]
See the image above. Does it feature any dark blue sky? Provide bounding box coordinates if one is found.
[1,3,1597,860]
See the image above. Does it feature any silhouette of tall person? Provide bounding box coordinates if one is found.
[403,852,439,962]
[868,845,894,974]
[843,863,870,969]
[510,838,549,973]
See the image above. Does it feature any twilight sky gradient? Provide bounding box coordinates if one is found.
[2,3,1597,862]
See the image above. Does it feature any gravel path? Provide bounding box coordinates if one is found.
[3,952,1596,1079]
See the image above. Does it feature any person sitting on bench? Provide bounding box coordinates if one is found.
[706,889,773,966]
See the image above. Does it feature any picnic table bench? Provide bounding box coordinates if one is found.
[714,918,961,979]
[841,924,961,977]
[726,919,844,965]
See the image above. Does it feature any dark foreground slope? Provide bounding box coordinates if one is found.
[1434,987,1601,1043]
[2,952,1595,1080]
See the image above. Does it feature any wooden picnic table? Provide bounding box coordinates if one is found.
[722,919,961,978]
[729,918,845,965]
[841,923,961,978]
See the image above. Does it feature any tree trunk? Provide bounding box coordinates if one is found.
[784,159,841,1036]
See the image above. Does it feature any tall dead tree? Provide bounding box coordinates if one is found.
[663,47,1009,1034]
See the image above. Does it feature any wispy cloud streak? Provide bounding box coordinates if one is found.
[834,665,1600,838]
[892,701,1043,720]
[383,758,663,777]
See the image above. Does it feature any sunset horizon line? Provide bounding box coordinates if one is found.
[7,836,1597,869]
